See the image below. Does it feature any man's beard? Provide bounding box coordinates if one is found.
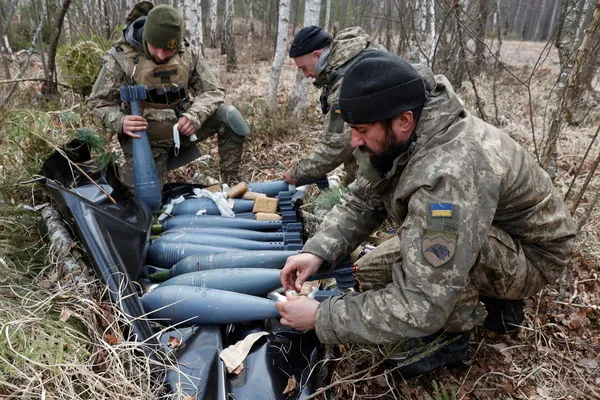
[365,128,414,175]
[151,56,169,64]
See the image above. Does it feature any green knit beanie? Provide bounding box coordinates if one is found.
[142,5,184,50]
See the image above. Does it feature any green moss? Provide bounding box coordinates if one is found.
[57,40,106,96]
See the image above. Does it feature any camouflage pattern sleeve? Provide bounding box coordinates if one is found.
[288,81,353,183]
[302,175,387,265]
[314,144,498,344]
[181,46,225,129]
[87,50,128,134]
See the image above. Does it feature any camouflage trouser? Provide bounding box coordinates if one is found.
[355,225,552,300]
[118,111,245,190]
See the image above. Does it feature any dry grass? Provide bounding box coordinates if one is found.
[0,34,598,399]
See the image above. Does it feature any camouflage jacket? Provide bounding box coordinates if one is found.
[288,27,378,184]
[87,35,224,136]
[303,72,577,344]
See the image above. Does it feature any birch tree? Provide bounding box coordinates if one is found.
[249,0,255,37]
[409,0,435,65]
[325,0,331,31]
[267,0,291,110]
[542,0,598,169]
[288,0,322,118]
[224,0,236,71]
[184,0,204,52]
[539,0,598,170]
[210,0,218,48]
[475,0,489,72]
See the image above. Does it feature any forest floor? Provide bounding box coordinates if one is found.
[0,36,599,399]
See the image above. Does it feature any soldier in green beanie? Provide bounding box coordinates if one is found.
[88,3,249,189]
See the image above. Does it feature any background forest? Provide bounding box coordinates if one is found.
[0,0,599,399]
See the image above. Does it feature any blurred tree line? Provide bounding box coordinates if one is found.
[0,0,598,167]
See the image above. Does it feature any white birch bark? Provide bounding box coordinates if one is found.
[248,0,254,36]
[63,16,72,45]
[210,0,218,48]
[289,0,322,118]
[183,0,203,49]
[409,0,429,64]
[304,0,321,26]
[267,0,291,110]
[225,0,236,70]
[426,0,436,61]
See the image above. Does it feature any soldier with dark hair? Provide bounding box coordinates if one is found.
[277,51,577,375]
[88,4,249,188]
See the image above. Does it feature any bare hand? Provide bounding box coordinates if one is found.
[283,170,297,185]
[276,294,319,330]
[177,116,197,137]
[280,253,323,292]
[122,115,147,138]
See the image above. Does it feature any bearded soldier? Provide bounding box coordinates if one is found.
[277,51,577,375]
[88,3,248,188]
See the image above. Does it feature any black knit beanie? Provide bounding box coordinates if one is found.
[143,5,184,50]
[289,26,332,58]
[339,52,427,124]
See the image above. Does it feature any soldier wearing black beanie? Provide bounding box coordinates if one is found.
[339,52,428,125]
[289,26,333,58]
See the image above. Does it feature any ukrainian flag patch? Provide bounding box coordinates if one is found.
[430,203,454,218]
[332,105,341,114]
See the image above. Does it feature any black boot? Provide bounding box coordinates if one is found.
[387,330,471,377]
[480,296,524,334]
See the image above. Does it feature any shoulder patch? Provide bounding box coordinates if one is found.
[427,202,459,232]
[331,105,341,114]
[430,203,453,217]
[421,230,457,267]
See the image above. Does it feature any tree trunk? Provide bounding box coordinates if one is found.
[475,0,489,73]
[304,0,322,26]
[0,0,18,80]
[546,0,562,39]
[267,0,291,110]
[224,0,236,71]
[210,0,218,48]
[184,0,204,51]
[511,0,523,34]
[542,0,598,169]
[563,2,600,123]
[249,0,254,37]
[1,0,19,41]
[288,0,322,119]
[42,0,72,98]
[63,16,72,45]
[426,0,436,61]
[409,0,429,64]
[385,0,393,51]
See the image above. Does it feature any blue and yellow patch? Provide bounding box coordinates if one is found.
[331,105,341,114]
[430,203,454,218]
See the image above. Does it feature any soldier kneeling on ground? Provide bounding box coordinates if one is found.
[88,3,249,189]
[277,51,577,376]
